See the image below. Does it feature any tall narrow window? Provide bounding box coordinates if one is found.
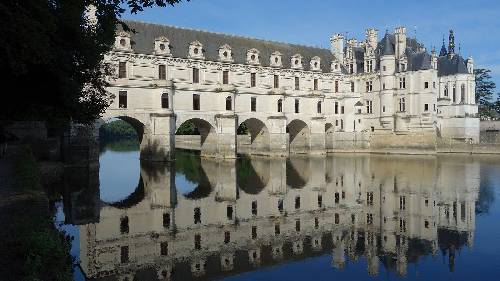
[225,96,232,110]
[366,101,373,114]
[318,195,323,208]
[277,99,283,113]
[341,119,344,130]
[223,70,229,84]
[295,219,301,232]
[314,78,319,91]
[399,77,406,89]
[159,64,166,80]
[399,97,406,112]
[251,97,257,112]
[424,103,429,111]
[163,213,171,228]
[424,81,429,89]
[251,201,258,215]
[317,101,322,114]
[452,85,456,103]
[224,231,231,244]
[161,93,169,109]
[399,196,406,210]
[275,223,280,235]
[194,207,201,224]
[444,85,449,96]
[160,242,168,256]
[294,99,300,113]
[252,226,258,239]
[119,91,127,108]
[118,62,127,78]
[295,77,300,90]
[250,73,256,87]
[335,102,339,114]
[274,75,279,88]
[121,246,129,263]
[193,94,200,110]
[341,106,345,114]
[194,234,201,250]
[365,81,373,92]
[461,84,465,103]
[193,67,200,84]
[334,80,339,93]
[295,196,301,209]
[227,205,233,220]
[277,199,283,213]
[120,216,129,234]
[350,82,355,92]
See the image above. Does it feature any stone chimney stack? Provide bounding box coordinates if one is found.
[394,26,407,59]
[330,33,344,63]
[365,28,378,49]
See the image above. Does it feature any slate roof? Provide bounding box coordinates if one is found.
[437,54,469,76]
[120,20,335,72]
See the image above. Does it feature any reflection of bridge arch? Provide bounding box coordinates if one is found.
[237,156,270,194]
[237,117,270,155]
[287,119,310,154]
[104,177,145,209]
[286,157,311,189]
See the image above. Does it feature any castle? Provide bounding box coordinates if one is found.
[97,21,479,159]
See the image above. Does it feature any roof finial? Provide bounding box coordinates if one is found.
[439,35,447,57]
[448,29,455,55]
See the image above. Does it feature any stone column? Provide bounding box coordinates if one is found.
[267,115,288,157]
[202,113,236,159]
[141,113,175,161]
[67,123,100,166]
[309,117,326,155]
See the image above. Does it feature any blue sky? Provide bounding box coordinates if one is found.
[124,0,500,91]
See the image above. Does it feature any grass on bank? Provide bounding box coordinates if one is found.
[0,146,73,281]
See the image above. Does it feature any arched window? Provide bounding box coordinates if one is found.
[444,85,448,97]
[161,93,169,109]
[277,99,283,113]
[225,96,232,110]
[452,85,456,103]
[317,101,322,114]
[461,84,466,103]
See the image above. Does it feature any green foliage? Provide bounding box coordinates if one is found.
[0,0,186,124]
[100,138,140,153]
[175,149,202,182]
[474,69,499,119]
[100,119,137,139]
[176,121,199,135]
[237,122,249,135]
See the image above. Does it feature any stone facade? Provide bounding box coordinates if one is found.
[97,21,479,159]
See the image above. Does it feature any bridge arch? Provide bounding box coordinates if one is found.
[175,116,219,158]
[287,119,310,154]
[237,117,270,155]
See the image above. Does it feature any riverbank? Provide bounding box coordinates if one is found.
[0,146,73,281]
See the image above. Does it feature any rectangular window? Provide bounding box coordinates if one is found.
[163,213,170,228]
[383,65,387,71]
[193,94,200,110]
[341,106,345,114]
[424,81,429,89]
[314,78,318,91]
[251,97,257,112]
[194,234,201,250]
[194,207,201,224]
[334,80,339,93]
[399,77,406,89]
[295,219,301,232]
[295,196,301,209]
[193,68,200,84]
[120,216,129,234]
[223,70,229,84]
[349,63,354,74]
[399,97,406,112]
[160,242,168,256]
[424,103,429,111]
[273,74,279,88]
[275,223,280,235]
[118,62,127,78]
[251,201,258,215]
[224,231,230,244]
[119,91,127,108]
[226,205,233,220]
[294,99,300,113]
[334,102,339,114]
[350,82,355,92]
[250,73,256,87]
[365,81,373,92]
[340,119,344,130]
[295,77,300,90]
[366,100,373,114]
[318,195,323,208]
[158,64,166,80]
[400,196,406,210]
[120,246,129,263]
[278,199,283,213]
[383,83,386,90]
[161,93,169,109]
[252,226,257,239]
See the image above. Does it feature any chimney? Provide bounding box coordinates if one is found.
[394,26,407,59]
[365,28,378,49]
[330,33,344,63]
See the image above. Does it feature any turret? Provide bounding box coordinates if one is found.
[394,26,407,59]
[330,34,344,63]
[431,47,438,69]
[466,57,474,74]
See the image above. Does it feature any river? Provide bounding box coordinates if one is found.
[55,138,500,281]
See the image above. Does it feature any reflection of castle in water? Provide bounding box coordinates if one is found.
[66,154,479,280]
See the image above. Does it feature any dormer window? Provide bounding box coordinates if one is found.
[189,41,204,59]
[219,44,233,62]
[154,36,171,56]
[310,56,321,71]
[246,49,260,65]
[291,54,303,69]
[270,51,282,67]
[331,61,341,72]
[115,31,132,51]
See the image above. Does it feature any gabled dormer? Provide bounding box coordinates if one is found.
[246,48,260,65]
[270,51,282,67]
[310,56,321,71]
[154,36,171,56]
[115,31,132,52]
[188,41,204,59]
[218,44,233,62]
[291,54,303,70]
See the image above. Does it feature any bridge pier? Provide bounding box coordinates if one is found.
[309,117,327,155]
[200,114,236,159]
[267,116,289,157]
[140,113,175,162]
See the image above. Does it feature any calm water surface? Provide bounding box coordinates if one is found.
[55,139,500,281]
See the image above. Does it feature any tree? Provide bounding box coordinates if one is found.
[474,69,497,119]
[0,0,186,126]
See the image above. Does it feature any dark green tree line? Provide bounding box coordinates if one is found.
[474,68,500,119]
[0,0,186,126]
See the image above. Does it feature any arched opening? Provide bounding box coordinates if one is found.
[277,99,283,113]
[225,96,232,111]
[317,101,322,114]
[97,117,146,202]
[236,118,270,156]
[287,119,310,154]
[161,93,169,109]
[175,118,218,158]
[174,150,213,200]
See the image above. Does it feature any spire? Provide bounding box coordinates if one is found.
[381,30,394,56]
[439,35,447,57]
[448,29,455,55]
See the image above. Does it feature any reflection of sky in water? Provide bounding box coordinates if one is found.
[175,173,198,196]
[99,150,141,202]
